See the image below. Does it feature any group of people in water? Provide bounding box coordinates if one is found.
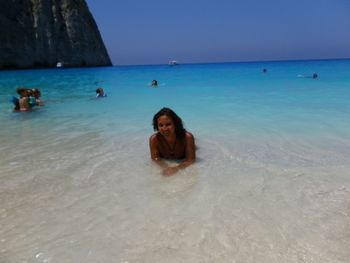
[11,87,43,112]
[149,69,320,175]
[11,69,318,175]
[148,70,320,175]
[11,86,108,112]
[11,85,192,176]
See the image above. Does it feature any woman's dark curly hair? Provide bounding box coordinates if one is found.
[153,107,186,139]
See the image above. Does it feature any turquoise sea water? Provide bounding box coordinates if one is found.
[1,59,350,262]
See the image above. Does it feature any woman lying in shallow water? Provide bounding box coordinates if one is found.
[149,107,196,176]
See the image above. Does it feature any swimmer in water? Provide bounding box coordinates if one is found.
[150,80,158,87]
[16,87,31,112]
[297,73,318,79]
[149,107,195,176]
[31,88,43,105]
[96,87,106,98]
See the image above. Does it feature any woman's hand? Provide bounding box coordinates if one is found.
[162,166,179,176]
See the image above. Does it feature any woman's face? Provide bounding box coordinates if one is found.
[157,115,175,137]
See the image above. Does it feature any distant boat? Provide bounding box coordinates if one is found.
[56,62,64,68]
[168,60,179,66]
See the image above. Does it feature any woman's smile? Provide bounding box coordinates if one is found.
[157,115,175,137]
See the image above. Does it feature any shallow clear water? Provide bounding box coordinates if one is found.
[1,60,350,262]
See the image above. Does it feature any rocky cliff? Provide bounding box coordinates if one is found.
[0,0,112,69]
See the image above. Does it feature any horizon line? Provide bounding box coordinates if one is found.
[112,57,350,67]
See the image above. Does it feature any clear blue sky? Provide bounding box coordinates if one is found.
[85,0,350,65]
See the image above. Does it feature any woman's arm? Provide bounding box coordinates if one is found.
[149,132,196,176]
[149,134,168,169]
[171,132,196,170]
[162,132,196,176]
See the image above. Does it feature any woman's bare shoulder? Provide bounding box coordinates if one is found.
[185,131,194,139]
[149,133,159,142]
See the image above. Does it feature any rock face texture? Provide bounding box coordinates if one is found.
[0,0,112,69]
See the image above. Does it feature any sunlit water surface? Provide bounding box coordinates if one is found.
[1,60,350,262]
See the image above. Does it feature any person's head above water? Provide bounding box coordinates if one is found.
[16,87,28,97]
[96,87,105,97]
[96,87,104,94]
[152,107,186,139]
[31,88,41,99]
[151,80,158,86]
[312,73,318,79]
